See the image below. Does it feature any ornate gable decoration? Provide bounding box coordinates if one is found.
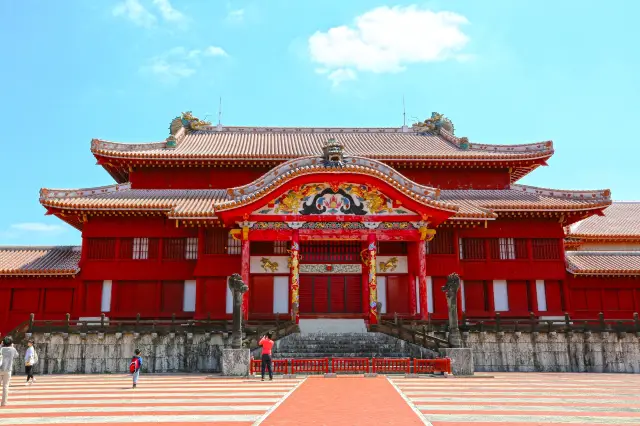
[254,183,417,216]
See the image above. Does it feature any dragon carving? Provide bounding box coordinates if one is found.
[260,257,279,273]
[379,257,399,273]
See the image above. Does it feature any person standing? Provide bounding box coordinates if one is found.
[24,340,37,384]
[259,333,274,381]
[0,336,19,407]
[130,349,142,389]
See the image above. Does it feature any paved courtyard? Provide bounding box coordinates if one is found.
[1,373,640,425]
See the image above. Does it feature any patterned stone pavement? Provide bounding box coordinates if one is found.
[0,374,303,425]
[2,373,640,425]
[390,373,640,425]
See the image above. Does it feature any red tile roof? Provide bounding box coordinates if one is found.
[0,246,81,276]
[566,251,640,276]
[91,127,554,162]
[40,182,611,223]
[567,202,640,240]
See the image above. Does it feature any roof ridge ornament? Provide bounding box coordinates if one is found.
[322,138,345,167]
[412,112,454,135]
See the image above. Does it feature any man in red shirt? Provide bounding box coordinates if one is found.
[258,333,274,381]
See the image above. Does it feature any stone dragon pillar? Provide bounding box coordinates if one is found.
[228,273,248,349]
[442,272,463,348]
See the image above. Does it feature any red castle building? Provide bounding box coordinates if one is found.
[1,112,638,334]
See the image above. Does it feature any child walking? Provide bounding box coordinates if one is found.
[130,349,142,389]
[24,340,37,384]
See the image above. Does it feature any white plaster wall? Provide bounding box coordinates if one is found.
[183,280,196,312]
[426,276,434,313]
[536,280,547,311]
[273,276,289,314]
[460,280,466,312]
[493,280,509,312]
[225,277,233,314]
[101,280,112,313]
[377,276,387,313]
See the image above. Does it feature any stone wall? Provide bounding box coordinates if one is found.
[10,332,226,375]
[450,331,640,373]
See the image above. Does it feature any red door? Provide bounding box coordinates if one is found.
[250,276,274,314]
[386,276,410,314]
[299,275,362,314]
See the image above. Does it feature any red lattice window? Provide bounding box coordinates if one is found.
[300,241,361,262]
[86,239,116,260]
[459,238,485,260]
[119,238,159,260]
[489,238,528,260]
[185,237,198,260]
[227,232,242,255]
[532,238,561,260]
[163,238,186,260]
[426,230,454,255]
[205,229,227,254]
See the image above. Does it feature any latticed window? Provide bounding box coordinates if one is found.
[86,238,116,259]
[205,228,226,254]
[459,238,485,260]
[532,238,560,260]
[426,230,454,254]
[274,241,289,254]
[300,241,361,262]
[227,232,242,255]
[489,238,528,259]
[163,238,186,260]
[132,238,149,260]
[185,237,198,260]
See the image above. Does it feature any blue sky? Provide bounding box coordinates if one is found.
[1,0,639,246]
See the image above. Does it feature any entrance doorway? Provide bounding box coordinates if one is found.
[299,275,362,314]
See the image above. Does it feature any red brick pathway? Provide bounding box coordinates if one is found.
[259,376,427,425]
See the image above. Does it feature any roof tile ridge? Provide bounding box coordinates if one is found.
[0,245,81,251]
[40,182,132,200]
[566,250,640,256]
[437,128,554,154]
[209,126,406,133]
[509,184,612,201]
[91,138,167,153]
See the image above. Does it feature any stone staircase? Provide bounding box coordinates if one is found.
[252,332,438,359]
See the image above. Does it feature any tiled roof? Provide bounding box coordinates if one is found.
[440,185,611,215]
[566,251,640,276]
[91,127,554,162]
[40,183,611,221]
[567,202,640,239]
[0,246,81,276]
[40,183,225,218]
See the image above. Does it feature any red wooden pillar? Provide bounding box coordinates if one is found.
[367,233,379,324]
[418,241,428,320]
[241,226,250,321]
[408,242,418,317]
[289,230,301,324]
[195,229,206,318]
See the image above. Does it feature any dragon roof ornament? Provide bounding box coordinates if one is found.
[322,138,345,167]
[413,112,454,135]
[166,112,212,149]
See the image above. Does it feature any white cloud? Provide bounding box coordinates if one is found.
[227,9,245,22]
[204,46,228,57]
[142,45,228,82]
[152,0,187,26]
[328,68,357,87]
[11,223,64,233]
[112,0,157,28]
[308,5,471,83]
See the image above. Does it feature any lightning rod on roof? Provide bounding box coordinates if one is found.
[402,95,406,127]
[218,97,222,126]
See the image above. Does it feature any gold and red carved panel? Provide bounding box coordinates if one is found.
[253,183,417,216]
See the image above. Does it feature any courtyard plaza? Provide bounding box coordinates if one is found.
[1,373,640,425]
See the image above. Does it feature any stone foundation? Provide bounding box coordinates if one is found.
[455,331,640,373]
[439,347,474,376]
[11,332,226,374]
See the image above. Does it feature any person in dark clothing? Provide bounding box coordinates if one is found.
[259,332,274,381]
